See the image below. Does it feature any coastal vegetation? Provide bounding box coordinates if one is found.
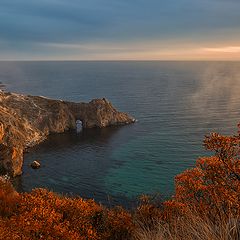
[0,124,240,239]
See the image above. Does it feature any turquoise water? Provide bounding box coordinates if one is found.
[1,61,240,206]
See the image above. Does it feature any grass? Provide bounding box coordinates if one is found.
[133,209,240,240]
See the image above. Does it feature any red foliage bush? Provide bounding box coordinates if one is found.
[0,186,133,240]
[165,124,240,222]
[0,176,19,218]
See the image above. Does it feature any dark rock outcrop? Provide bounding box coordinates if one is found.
[0,91,135,176]
[30,160,41,169]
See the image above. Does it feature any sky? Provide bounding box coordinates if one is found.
[0,0,240,60]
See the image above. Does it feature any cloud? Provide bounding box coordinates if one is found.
[0,0,240,59]
[203,46,240,53]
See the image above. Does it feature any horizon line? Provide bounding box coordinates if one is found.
[0,59,240,62]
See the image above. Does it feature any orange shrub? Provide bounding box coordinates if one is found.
[104,206,134,239]
[0,185,133,240]
[170,124,240,221]
[0,176,19,217]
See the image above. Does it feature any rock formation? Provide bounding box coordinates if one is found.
[30,160,41,169]
[0,91,135,176]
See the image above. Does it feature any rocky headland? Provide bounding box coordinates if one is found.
[0,91,135,176]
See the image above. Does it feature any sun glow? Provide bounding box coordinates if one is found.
[203,46,240,53]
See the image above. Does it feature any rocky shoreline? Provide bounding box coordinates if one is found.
[0,91,135,176]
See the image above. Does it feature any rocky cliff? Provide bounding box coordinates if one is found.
[0,91,135,176]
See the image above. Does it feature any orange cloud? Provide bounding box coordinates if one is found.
[203,46,240,53]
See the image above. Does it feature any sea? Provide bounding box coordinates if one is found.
[0,61,240,207]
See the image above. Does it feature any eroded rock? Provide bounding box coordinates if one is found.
[0,92,135,176]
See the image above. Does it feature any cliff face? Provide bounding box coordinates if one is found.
[0,92,135,176]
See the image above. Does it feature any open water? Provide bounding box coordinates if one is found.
[0,61,240,206]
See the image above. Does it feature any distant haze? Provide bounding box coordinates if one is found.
[0,0,240,60]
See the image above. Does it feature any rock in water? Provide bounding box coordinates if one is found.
[31,160,41,169]
[0,92,135,176]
